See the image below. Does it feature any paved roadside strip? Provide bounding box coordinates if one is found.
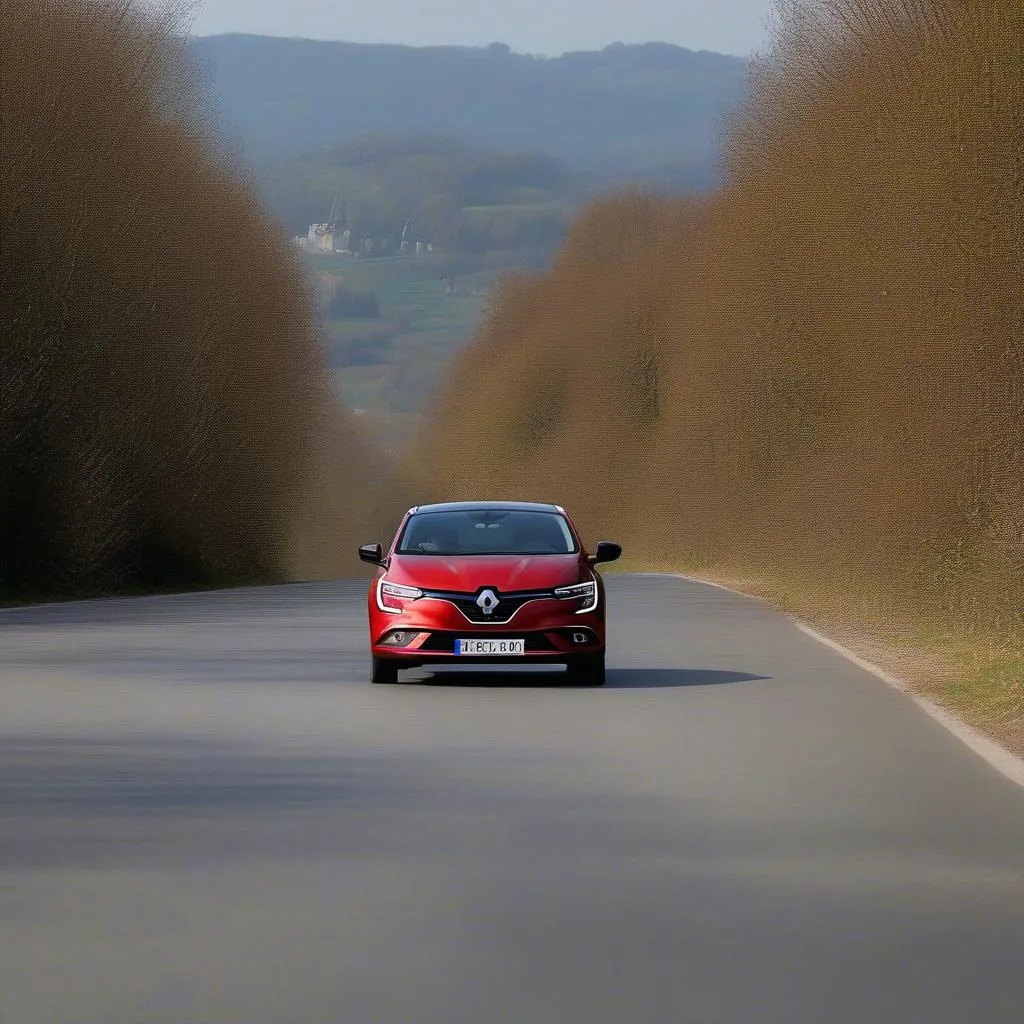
[3,575,1024,1024]
[655,571,1024,793]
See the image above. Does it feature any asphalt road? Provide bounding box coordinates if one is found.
[1,574,1023,1024]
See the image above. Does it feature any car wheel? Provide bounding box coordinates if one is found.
[566,651,605,686]
[371,656,399,685]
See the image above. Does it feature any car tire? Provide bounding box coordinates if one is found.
[566,651,605,686]
[371,656,399,685]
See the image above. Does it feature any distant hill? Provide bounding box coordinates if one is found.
[188,35,749,190]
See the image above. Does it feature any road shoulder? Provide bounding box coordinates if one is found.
[663,571,1024,788]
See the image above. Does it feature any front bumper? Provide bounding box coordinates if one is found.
[369,593,604,664]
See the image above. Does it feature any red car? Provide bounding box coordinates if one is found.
[359,501,621,685]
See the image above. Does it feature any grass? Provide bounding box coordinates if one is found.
[375,278,479,326]
[935,641,1024,730]
[461,199,577,220]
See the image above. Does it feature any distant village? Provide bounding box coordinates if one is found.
[293,193,432,258]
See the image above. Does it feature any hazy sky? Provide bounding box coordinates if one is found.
[180,0,778,58]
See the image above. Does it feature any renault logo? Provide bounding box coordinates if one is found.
[476,589,500,615]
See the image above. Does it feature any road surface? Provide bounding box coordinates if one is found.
[1,574,1023,1023]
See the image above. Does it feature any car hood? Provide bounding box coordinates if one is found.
[387,553,584,592]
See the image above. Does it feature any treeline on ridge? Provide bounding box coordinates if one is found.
[188,33,746,181]
[259,133,580,256]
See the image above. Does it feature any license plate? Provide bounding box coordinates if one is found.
[456,638,525,656]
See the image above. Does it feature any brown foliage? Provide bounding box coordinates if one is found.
[412,0,1024,643]
[0,0,392,597]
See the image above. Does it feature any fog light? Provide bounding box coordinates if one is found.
[572,632,591,645]
[382,630,418,648]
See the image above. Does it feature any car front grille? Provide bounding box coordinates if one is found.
[422,587,554,623]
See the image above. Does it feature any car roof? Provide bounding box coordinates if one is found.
[408,500,564,515]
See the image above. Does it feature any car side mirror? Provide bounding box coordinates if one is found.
[358,543,385,566]
[588,541,622,566]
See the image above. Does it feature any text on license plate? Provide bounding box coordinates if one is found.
[456,638,525,655]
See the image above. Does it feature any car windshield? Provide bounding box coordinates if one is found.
[397,509,578,555]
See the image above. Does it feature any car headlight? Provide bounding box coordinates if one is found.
[554,579,598,613]
[377,579,424,613]
[381,581,423,600]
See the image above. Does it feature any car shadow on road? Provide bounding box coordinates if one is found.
[607,668,771,689]
[403,667,770,689]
